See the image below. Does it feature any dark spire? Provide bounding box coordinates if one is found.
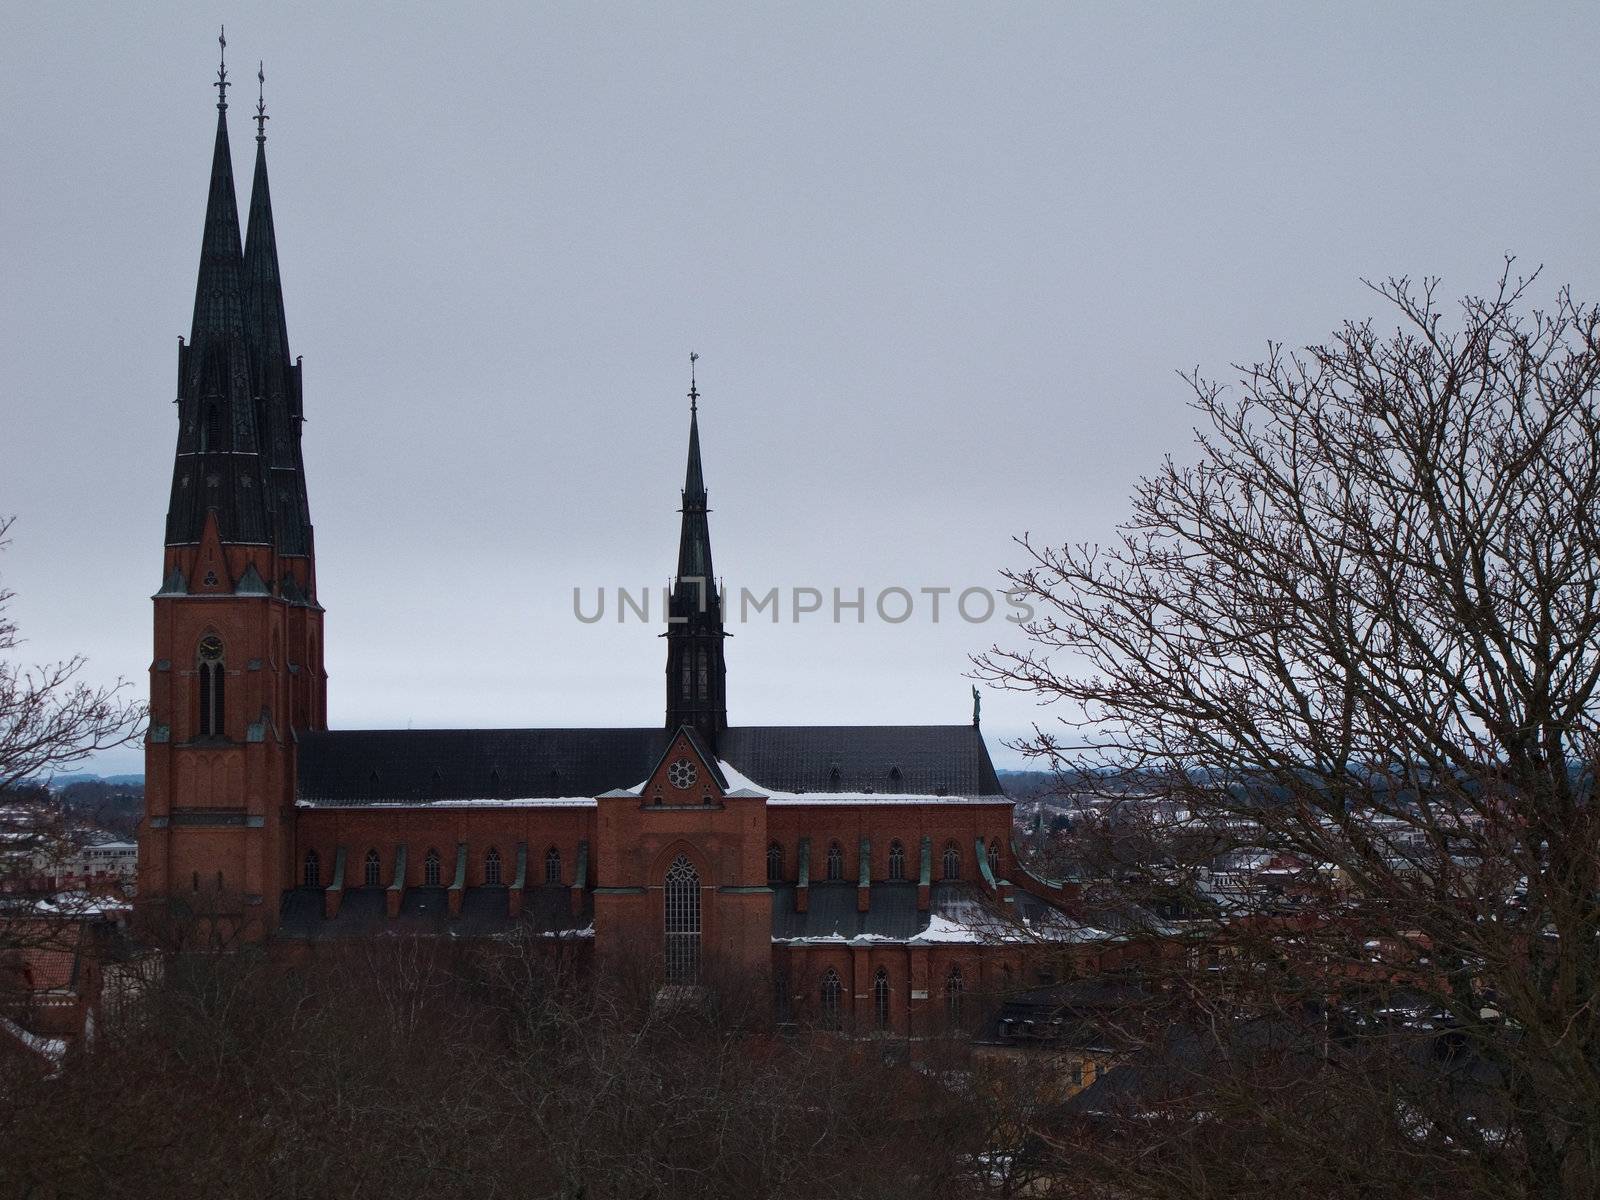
[666,355,727,742]
[165,29,270,548]
[243,61,313,560]
[676,352,713,584]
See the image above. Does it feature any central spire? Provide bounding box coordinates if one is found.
[665,355,728,743]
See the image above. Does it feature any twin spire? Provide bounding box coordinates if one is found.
[165,28,310,565]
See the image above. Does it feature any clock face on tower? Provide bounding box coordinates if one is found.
[667,758,697,790]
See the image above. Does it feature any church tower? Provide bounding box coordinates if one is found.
[139,38,324,938]
[664,358,728,747]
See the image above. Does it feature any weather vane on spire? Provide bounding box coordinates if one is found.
[255,61,269,142]
[688,351,700,413]
[214,26,229,110]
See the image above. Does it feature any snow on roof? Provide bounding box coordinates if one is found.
[0,1017,67,1068]
[718,760,1002,805]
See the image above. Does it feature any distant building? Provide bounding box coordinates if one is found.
[137,48,1081,1032]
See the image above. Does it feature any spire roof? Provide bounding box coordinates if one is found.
[241,61,313,561]
[164,30,270,549]
[676,356,714,586]
[190,30,246,346]
[244,66,290,378]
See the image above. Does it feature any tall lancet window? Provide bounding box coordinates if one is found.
[197,634,225,737]
[820,968,842,1031]
[664,854,701,984]
[681,655,692,702]
[888,840,906,881]
[697,648,709,700]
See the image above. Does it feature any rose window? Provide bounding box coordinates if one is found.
[667,758,697,790]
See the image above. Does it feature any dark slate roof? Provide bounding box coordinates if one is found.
[770,881,1005,941]
[771,881,928,941]
[721,725,1002,796]
[277,885,591,940]
[296,724,1004,805]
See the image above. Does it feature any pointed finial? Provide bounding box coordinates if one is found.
[255,61,269,142]
[214,26,230,110]
[688,351,700,414]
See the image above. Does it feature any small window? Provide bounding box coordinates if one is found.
[767,841,783,882]
[826,841,843,882]
[485,847,502,885]
[874,967,890,1031]
[946,965,964,1025]
[424,848,441,887]
[987,840,1001,878]
[820,968,842,1031]
[943,843,960,881]
[888,840,906,881]
[364,849,381,887]
[303,850,320,888]
[545,846,561,886]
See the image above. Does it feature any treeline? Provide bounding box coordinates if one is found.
[0,940,1053,1200]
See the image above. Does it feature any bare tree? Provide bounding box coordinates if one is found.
[0,516,144,793]
[979,265,1600,1199]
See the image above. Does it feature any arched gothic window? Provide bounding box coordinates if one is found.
[680,655,692,701]
[545,846,561,885]
[826,841,844,881]
[424,848,441,887]
[946,965,964,1024]
[767,841,783,882]
[664,854,701,984]
[874,967,891,1031]
[303,850,320,888]
[197,634,225,737]
[943,843,960,881]
[820,968,842,1031]
[987,840,1001,878]
[364,849,381,887]
[696,648,709,700]
[485,847,502,885]
[888,840,906,881]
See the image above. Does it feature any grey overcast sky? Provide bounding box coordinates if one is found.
[3,2,1598,777]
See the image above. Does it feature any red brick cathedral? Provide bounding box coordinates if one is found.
[138,49,1074,1033]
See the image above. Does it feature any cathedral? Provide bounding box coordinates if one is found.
[137,47,1077,1034]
